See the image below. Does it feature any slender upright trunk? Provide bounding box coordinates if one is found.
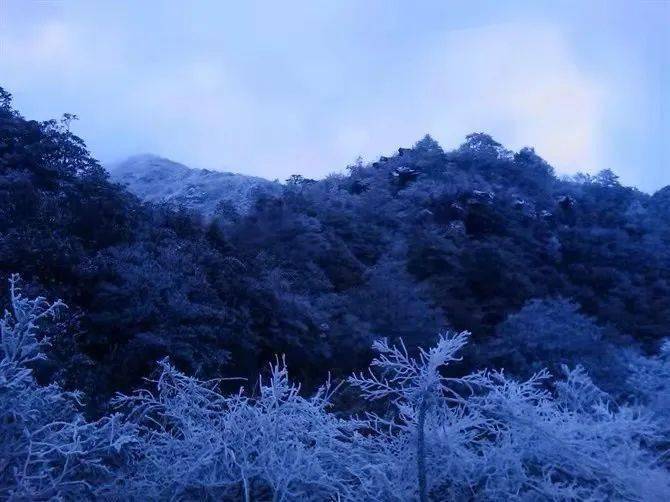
[417,395,428,502]
[242,476,251,502]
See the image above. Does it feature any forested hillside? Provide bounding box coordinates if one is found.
[1,86,669,499]
[1,86,669,399]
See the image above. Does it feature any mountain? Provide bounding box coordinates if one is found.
[3,88,670,502]
[107,154,281,216]
[3,76,670,409]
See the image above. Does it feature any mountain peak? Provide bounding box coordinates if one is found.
[107,155,280,216]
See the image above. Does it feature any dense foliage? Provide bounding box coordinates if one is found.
[1,280,668,500]
[2,85,670,403]
[0,90,670,392]
[1,85,670,499]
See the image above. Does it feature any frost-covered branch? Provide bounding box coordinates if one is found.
[0,275,135,499]
[2,277,669,500]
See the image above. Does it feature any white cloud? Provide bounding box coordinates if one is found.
[1,21,75,80]
[1,3,662,189]
[366,23,607,176]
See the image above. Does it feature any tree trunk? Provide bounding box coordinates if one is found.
[242,476,251,502]
[417,395,428,502]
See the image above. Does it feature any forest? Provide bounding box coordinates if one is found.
[1,86,669,500]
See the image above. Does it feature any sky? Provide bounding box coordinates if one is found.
[0,1,668,192]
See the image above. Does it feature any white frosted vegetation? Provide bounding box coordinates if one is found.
[108,154,281,217]
[0,275,135,500]
[1,278,668,500]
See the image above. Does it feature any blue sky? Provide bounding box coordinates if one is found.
[1,1,667,191]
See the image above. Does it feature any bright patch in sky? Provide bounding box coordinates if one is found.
[0,1,667,191]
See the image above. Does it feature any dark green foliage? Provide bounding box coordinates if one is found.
[0,88,331,400]
[478,298,632,393]
[1,85,669,405]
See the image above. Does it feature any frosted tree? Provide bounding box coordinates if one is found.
[0,275,135,499]
[472,364,670,500]
[349,331,489,501]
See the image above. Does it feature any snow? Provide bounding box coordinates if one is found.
[107,154,281,216]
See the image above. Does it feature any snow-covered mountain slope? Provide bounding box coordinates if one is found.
[107,154,281,216]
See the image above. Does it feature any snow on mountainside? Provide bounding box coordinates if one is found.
[107,154,281,216]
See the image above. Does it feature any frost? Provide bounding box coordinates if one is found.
[0,275,136,499]
[107,154,281,216]
[1,279,669,500]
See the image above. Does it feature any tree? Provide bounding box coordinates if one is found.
[349,332,485,501]
[0,276,135,499]
[348,256,447,350]
[484,298,630,392]
[594,169,621,188]
[350,332,670,500]
[0,87,13,110]
[414,134,443,154]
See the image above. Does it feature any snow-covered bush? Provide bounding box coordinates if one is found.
[114,357,382,501]
[628,339,670,421]
[0,275,136,499]
[474,365,669,500]
[351,332,670,501]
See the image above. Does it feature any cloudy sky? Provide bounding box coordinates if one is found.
[1,1,668,191]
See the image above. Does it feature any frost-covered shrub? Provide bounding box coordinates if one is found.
[351,332,670,501]
[474,365,670,500]
[0,275,136,500]
[628,339,670,421]
[114,358,382,501]
[2,275,669,500]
